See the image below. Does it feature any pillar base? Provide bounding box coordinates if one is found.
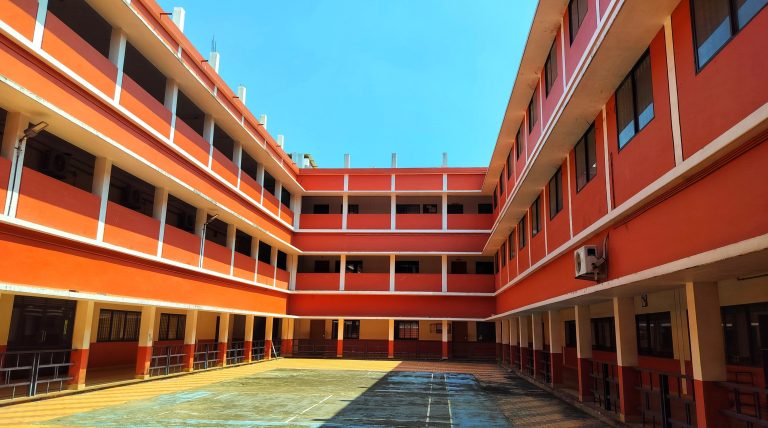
[441,341,449,360]
[282,339,293,357]
[617,365,640,421]
[265,339,273,360]
[336,340,343,358]
[217,342,227,367]
[387,340,394,359]
[694,379,729,427]
[183,343,195,371]
[135,345,152,379]
[68,348,89,387]
[244,340,253,363]
[135,374,150,380]
[68,383,86,390]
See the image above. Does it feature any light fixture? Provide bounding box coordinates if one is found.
[23,121,48,139]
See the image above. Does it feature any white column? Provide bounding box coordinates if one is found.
[341,194,349,230]
[154,188,168,257]
[93,158,112,242]
[441,255,448,293]
[226,224,236,276]
[275,182,283,214]
[441,193,447,230]
[390,195,396,231]
[233,142,243,187]
[32,0,48,48]
[108,28,127,102]
[389,254,396,292]
[2,112,28,217]
[288,254,298,291]
[339,254,346,291]
[531,312,543,352]
[203,115,215,168]
[292,194,302,229]
[270,245,279,287]
[164,80,179,142]
[548,309,562,354]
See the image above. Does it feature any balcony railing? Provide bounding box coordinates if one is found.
[0,349,72,399]
[149,344,185,377]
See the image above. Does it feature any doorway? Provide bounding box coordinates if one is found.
[7,296,76,351]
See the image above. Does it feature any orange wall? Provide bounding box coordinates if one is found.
[289,294,495,319]
[293,232,488,253]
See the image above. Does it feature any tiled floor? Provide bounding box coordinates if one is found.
[0,359,608,427]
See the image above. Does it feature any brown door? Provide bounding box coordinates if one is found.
[452,321,469,359]
[310,320,326,340]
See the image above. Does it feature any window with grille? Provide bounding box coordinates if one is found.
[158,313,186,341]
[97,309,141,342]
[395,321,419,340]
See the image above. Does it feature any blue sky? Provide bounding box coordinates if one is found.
[158,1,535,168]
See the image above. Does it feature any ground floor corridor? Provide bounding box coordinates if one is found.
[0,359,607,427]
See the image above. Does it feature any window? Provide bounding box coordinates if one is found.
[422,204,438,214]
[312,204,330,214]
[430,322,452,334]
[332,320,360,339]
[722,302,768,366]
[574,124,597,191]
[494,252,499,274]
[166,195,196,233]
[258,241,272,264]
[158,313,186,341]
[478,203,493,214]
[204,218,228,246]
[568,0,589,44]
[108,166,155,217]
[395,320,419,340]
[500,243,507,267]
[548,167,563,219]
[24,130,96,193]
[636,312,673,358]
[476,261,494,274]
[447,203,463,214]
[692,0,767,69]
[498,173,505,196]
[616,50,654,149]
[476,322,496,342]
[527,87,539,133]
[450,261,467,274]
[345,260,363,273]
[544,41,558,95]
[395,261,419,273]
[508,231,515,259]
[263,171,276,195]
[518,216,527,249]
[564,320,577,347]
[396,204,420,214]
[234,230,253,256]
[492,189,498,210]
[97,309,141,342]
[506,153,513,179]
[277,251,287,270]
[515,128,523,159]
[591,317,616,351]
[530,197,541,237]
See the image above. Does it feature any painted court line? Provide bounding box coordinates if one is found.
[284,394,333,423]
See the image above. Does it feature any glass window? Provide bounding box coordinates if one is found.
[591,317,616,351]
[548,167,563,219]
[565,320,577,347]
[528,87,539,133]
[506,153,513,179]
[616,51,654,148]
[395,320,419,340]
[545,41,558,95]
[692,0,767,69]
[498,173,505,196]
[500,243,507,267]
[97,309,141,342]
[508,231,515,260]
[530,197,541,237]
[569,0,590,43]
[722,302,768,366]
[158,313,186,341]
[636,312,674,358]
[518,216,527,249]
[574,124,597,191]
[332,320,360,340]
[515,128,524,159]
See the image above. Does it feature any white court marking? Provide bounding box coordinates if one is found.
[284,394,334,423]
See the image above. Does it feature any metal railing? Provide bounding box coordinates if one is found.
[226,341,246,366]
[393,341,442,360]
[251,340,266,361]
[637,367,696,428]
[342,340,388,359]
[272,339,282,357]
[193,343,220,370]
[719,381,768,427]
[590,360,621,415]
[149,344,186,377]
[0,349,72,399]
[293,340,335,358]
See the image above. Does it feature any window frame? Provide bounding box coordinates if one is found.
[615,49,654,150]
[395,320,419,340]
[544,40,558,95]
[515,128,523,160]
[568,0,589,44]
[690,0,768,71]
[548,167,564,219]
[158,313,186,341]
[527,87,539,134]
[591,317,617,352]
[574,123,597,192]
[530,197,541,237]
[518,215,527,249]
[96,309,141,342]
[635,311,674,358]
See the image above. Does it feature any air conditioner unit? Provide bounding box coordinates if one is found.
[574,245,599,279]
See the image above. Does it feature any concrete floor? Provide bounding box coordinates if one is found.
[0,359,607,427]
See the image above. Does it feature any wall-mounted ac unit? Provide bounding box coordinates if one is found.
[574,245,599,279]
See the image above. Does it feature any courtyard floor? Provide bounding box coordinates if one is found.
[0,359,608,427]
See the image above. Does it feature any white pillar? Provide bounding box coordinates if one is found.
[441,193,448,230]
[341,194,349,230]
[2,112,28,217]
[339,254,346,291]
[108,28,127,102]
[390,195,396,231]
[93,158,112,242]
[441,255,448,292]
[203,115,215,167]
[154,188,168,257]
[389,254,396,292]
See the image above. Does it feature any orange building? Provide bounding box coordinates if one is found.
[0,0,766,426]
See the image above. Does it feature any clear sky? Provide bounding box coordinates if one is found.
[157,1,536,168]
